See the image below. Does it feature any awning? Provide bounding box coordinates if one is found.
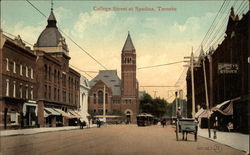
[68,110,81,118]
[44,110,50,117]
[195,108,205,118]
[44,108,61,116]
[212,100,230,111]
[53,108,74,118]
[199,110,213,118]
[211,100,233,115]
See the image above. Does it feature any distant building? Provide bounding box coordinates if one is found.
[88,33,139,123]
[79,75,90,124]
[0,31,37,129]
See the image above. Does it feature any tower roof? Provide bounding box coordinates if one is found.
[122,32,135,52]
[35,10,63,47]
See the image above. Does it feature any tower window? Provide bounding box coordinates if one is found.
[94,94,96,104]
[98,91,103,104]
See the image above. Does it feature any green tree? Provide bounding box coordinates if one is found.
[139,93,171,118]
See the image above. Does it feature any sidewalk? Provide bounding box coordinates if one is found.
[198,127,249,154]
[0,124,97,137]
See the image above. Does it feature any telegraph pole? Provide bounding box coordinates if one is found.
[203,58,211,138]
[191,51,195,118]
[103,85,106,123]
[184,48,199,118]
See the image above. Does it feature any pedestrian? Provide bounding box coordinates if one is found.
[161,119,166,128]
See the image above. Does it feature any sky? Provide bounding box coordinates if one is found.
[1,0,248,102]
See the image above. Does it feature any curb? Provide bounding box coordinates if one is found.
[0,125,98,137]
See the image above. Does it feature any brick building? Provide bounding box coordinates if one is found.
[88,33,139,123]
[186,8,249,133]
[0,31,37,129]
[34,9,81,127]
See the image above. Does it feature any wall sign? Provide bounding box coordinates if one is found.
[218,63,239,74]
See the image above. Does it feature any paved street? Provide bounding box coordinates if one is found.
[0,125,245,155]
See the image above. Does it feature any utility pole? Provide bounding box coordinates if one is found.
[153,90,158,98]
[175,91,178,117]
[184,48,200,118]
[103,85,106,123]
[203,58,211,138]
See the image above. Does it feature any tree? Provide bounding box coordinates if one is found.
[139,93,171,118]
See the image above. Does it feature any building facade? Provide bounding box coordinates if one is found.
[79,75,90,125]
[0,31,37,129]
[88,33,139,123]
[186,8,249,133]
[34,9,81,127]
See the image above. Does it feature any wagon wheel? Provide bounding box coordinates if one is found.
[175,121,179,141]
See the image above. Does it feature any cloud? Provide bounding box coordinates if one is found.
[73,11,116,35]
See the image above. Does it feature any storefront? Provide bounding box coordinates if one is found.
[22,101,38,128]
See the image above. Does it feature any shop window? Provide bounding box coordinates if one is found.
[10,112,19,125]
[6,58,9,71]
[6,79,9,96]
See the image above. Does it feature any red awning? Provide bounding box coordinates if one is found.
[212,101,233,115]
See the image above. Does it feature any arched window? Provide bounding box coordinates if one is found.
[44,65,47,79]
[13,81,16,97]
[48,66,51,81]
[98,90,103,104]
[6,79,9,96]
[54,69,57,82]
[13,61,16,73]
[20,64,23,76]
[105,93,108,104]
[6,58,9,71]
[93,94,96,104]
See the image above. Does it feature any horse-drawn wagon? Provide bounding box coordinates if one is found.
[175,118,198,141]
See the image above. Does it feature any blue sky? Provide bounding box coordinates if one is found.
[1,0,247,100]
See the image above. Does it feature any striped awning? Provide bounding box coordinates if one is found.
[44,108,61,116]
[212,100,233,115]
